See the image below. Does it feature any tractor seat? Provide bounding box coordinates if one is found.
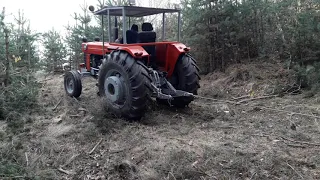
[138,23,156,67]
[138,23,156,44]
[126,24,138,44]
[126,30,138,44]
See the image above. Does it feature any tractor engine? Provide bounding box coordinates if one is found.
[90,55,103,69]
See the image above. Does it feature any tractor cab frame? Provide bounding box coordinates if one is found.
[94,5,182,44]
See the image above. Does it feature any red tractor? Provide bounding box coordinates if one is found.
[64,5,200,120]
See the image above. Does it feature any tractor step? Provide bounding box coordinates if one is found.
[171,90,194,100]
[162,88,194,102]
[148,69,195,103]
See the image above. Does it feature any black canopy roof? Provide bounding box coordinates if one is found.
[94,6,180,17]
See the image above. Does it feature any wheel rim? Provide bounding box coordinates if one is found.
[65,76,74,94]
[104,70,126,107]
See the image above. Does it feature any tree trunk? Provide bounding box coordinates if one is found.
[4,30,9,86]
[209,52,213,72]
[260,8,264,54]
[27,44,31,83]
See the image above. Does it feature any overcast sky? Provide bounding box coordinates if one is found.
[1,0,173,34]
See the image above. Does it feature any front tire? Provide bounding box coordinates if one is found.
[64,70,82,98]
[98,50,152,120]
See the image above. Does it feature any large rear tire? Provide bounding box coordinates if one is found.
[98,50,152,120]
[162,54,200,107]
[64,70,82,98]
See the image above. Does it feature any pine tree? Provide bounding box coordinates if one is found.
[42,28,67,72]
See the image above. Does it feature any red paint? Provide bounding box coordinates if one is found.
[155,44,167,68]
[86,54,91,70]
[165,43,188,77]
[81,41,190,77]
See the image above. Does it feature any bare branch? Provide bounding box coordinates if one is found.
[88,138,103,154]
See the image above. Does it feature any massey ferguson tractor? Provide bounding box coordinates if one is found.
[64,5,200,120]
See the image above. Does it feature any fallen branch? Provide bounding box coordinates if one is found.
[109,148,126,154]
[236,95,278,104]
[257,106,320,119]
[72,97,83,106]
[69,115,82,117]
[283,104,320,110]
[52,98,62,111]
[286,162,304,179]
[73,97,79,103]
[1,176,25,179]
[81,115,94,123]
[58,167,76,175]
[194,95,237,104]
[9,72,21,76]
[168,137,201,147]
[281,136,320,146]
[192,162,218,180]
[314,119,320,133]
[252,133,318,148]
[30,153,43,167]
[25,152,29,166]
[249,172,257,180]
[61,153,80,168]
[232,95,250,100]
[88,138,103,154]
[285,143,306,148]
[36,77,54,83]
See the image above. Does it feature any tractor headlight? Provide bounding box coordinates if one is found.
[83,44,88,50]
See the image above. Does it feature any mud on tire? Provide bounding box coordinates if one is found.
[64,70,82,98]
[98,50,152,120]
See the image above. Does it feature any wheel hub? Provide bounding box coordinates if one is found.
[104,76,124,103]
[66,77,74,94]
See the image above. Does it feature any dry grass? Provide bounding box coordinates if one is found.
[199,61,298,99]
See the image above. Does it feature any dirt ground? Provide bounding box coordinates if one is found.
[3,61,320,179]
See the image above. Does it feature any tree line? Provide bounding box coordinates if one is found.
[39,0,320,76]
[182,0,320,74]
[2,0,320,74]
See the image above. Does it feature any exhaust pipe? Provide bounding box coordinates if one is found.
[114,17,118,42]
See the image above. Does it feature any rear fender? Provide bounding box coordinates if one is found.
[82,43,150,70]
[165,43,190,77]
[115,46,149,59]
[111,46,150,65]
[82,42,150,59]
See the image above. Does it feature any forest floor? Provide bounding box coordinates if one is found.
[2,60,320,180]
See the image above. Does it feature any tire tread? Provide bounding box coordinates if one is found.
[98,50,151,119]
